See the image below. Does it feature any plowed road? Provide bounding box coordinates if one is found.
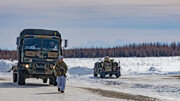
[0,75,179,101]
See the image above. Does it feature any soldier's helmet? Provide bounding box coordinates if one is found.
[104,56,110,62]
[58,55,63,60]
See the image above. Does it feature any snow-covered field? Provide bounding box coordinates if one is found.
[64,57,180,76]
[0,57,180,101]
[0,60,17,76]
[1,57,180,76]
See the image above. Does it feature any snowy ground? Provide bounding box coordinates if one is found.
[64,57,180,76]
[0,57,180,101]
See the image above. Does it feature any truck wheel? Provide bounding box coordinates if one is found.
[49,76,57,86]
[49,78,53,85]
[13,71,17,83]
[43,79,47,83]
[100,72,105,78]
[94,71,98,77]
[17,70,26,85]
[53,76,57,86]
[116,72,121,78]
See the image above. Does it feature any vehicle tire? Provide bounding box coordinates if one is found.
[116,72,121,78]
[49,78,53,85]
[49,76,57,86]
[94,71,98,77]
[100,72,105,78]
[43,79,47,83]
[109,74,112,77]
[17,70,26,85]
[13,71,17,83]
[53,76,57,86]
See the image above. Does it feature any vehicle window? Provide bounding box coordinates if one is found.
[43,39,59,51]
[24,38,41,50]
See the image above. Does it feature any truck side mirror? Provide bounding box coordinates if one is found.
[64,39,68,48]
[16,37,19,45]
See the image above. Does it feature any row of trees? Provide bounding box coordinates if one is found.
[0,49,17,60]
[0,42,180,60]
[63,42,180,58]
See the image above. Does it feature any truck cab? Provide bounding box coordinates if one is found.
[13,29,67,85]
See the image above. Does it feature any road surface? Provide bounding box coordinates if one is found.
[0,75,179,101]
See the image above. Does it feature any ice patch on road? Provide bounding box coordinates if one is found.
[132,83,180,94]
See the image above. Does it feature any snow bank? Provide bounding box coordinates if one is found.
[64,57,180,76]
[0,60,17,75]
[0,57,180,76]
[68,67,93,76]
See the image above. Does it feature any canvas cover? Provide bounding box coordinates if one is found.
[20,29,61,38]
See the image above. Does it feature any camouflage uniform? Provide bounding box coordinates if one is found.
[54,61,68,77]
[54,61,68,92]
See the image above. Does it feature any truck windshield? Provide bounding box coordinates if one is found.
[24,38,59,51]
[24,38,41,50]
[42,39,59,51]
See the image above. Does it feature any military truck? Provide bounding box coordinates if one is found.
[12,29,67,85]
[94,56,121,78]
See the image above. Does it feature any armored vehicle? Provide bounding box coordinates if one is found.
[12,29,67,85]
[94,56,121,78]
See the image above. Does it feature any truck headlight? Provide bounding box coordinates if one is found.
[25,64,29,69]
[53,66,55,69]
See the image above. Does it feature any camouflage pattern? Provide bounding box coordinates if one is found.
[94,56,121,78]
[20,29,61,38]
[13,29,63,85]
[54,61,68,77]
[22,49,58,75]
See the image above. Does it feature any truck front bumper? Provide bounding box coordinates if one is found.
[101,71,120,75]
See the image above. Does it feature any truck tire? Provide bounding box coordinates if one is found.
[100,72,105,78]
[49,78,53,85]
[49,76,57,86]
[43,79,47,83]
[13,71,17,83]
[116,72,121,78]
[17,70,26,85]
[94,71,98,77]
[53,76,57,86]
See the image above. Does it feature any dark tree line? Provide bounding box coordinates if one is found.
[1,42,180,60]
[63,42,180,58]
[0,49,17,60]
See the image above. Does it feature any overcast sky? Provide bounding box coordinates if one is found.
[0,0,180,49]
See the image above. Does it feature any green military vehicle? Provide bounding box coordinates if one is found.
[94,56,121,78]
[12,29,67,85]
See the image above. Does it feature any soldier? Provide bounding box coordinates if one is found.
[54,55,68,93]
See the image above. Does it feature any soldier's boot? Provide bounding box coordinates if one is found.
[61,90,64,93]
[58,88,60,92]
